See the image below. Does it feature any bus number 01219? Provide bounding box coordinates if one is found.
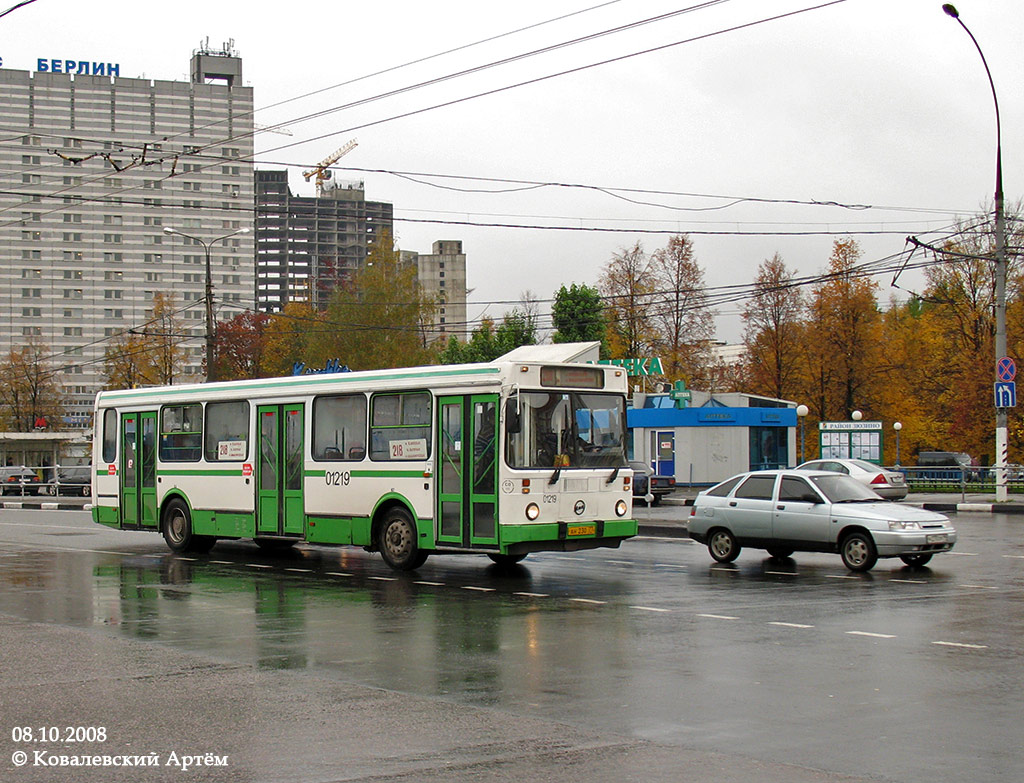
[325,471,351,486]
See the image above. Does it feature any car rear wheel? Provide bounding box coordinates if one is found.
[708,529,740,563]
[840,531,878,572]
[900,553,933,567]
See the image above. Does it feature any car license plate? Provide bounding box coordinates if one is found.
[892,475,904,484]
[926,533,948,544]
[568,525,595,537]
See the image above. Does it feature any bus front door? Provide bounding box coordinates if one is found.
[256,404,305,538]
[119,411,158,530]
[437,395,499,549]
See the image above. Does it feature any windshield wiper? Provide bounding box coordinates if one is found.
[549,466,562,485]
[606,466,620,485]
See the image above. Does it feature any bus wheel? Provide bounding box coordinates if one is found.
[162,499,215,554]
[378,507,423,571]
[488,553,527,567]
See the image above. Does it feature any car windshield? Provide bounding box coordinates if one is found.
[809,474,883,502]
[505,392,627,469]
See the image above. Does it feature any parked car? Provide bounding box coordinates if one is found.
[796,458,908,500]
[0,466,42,495]
[915,451,982,482]
[45,466,92,497]
[688,469,956,571]
[630,461,676,505]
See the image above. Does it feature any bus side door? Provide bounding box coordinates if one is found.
[256,404,305,537]
[436,394,498,549]
[120,411,158,529]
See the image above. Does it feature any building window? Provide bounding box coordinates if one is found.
[103,215,123,225]
[63,270,83,280]
[22,308,41,317]
[63,250,84,262]
[63,232,82,242]
[144,216,162,226]
[63,213,82,223]
[103,234,122,244]
[21,288,41,298]
[22,269,41,279]
[104,271,123,281]
[104,253,123,263]
[21,230,41,240]
[22,326,42,336]
[104,290,123,300]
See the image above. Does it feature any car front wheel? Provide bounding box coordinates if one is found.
[840,531,878,572]
[708,529,740,563]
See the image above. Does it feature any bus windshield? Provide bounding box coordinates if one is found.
[505,391,627,469]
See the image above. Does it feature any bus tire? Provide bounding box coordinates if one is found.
[162,499,215,554]
[378,507,423,571]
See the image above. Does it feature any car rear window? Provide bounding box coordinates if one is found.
[735,475,776,500]
[706,475,743,497]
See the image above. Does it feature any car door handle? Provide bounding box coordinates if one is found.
[777,505,785,510]
[729,501,737,507]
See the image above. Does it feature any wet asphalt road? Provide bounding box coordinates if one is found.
[0,508,1021,783]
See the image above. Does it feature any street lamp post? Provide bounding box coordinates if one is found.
[942,4,1008,501]
[893,421,902,466]
[796,404,809,464]
[163,226,250,382]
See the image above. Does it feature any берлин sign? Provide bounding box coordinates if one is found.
[35,59,121,76]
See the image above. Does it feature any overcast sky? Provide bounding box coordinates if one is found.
[3,0,1021,343]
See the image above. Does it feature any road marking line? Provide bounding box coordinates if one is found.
[846,631,897,639]
[414,580,445,586]
[244,563,272,569]
[513,591,549,598]
[825,575,860,579]
[698,613,738,620]
[889,579,927,584]
[285,568,312,573]
[368,576,396,581]
[211,560,232,564]
[570,597,606,605]
[463,585,495,592]
[765,570,797,576]
[948,552,979,556]
[326,571,352,577]
[143,554,163,558]
[653,563,686,568]
[769,622,814,629]
[175,557,198,562]
[1001,555,1024,559]
[630,605,671,613]
[960,584,998,590]
[607,560,632,565]
[933,640,988,650]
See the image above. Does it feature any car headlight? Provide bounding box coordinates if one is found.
[525,502,540,521]
[888,520,922,531]
[615,499,628,517]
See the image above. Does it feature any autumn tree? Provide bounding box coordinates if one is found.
[319,231,437,371]
[551,283,606,349]
[650,234,715,384]
[212,311,272,381]
[0,339,65,431]
[148,292,188,385]
[262,301,323,377]
[102,332,156,389]
[600,241,658,358]
[801,239,883,422]
[742,253,805,400]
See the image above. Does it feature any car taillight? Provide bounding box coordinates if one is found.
[870,474,887,485]
[689,505,696,517]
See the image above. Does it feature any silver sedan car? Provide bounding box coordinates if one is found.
[797,458,908,500]
[688,470,956,571]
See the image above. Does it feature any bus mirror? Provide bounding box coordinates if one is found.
[505,399,521,433]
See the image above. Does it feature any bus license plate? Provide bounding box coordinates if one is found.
[926,534,948,544]
[568,525,595,537]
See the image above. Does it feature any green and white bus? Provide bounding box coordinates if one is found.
[91,346,637,570]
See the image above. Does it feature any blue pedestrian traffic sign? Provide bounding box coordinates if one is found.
[995,381,1016,408]
[997,357,1016,382]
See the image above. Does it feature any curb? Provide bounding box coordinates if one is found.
[923,502,1024,514]
[0,501,87,511]
[637,523,688,539]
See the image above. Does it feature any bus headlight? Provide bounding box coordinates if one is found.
[525,502,540,521]
[615,499,628,517]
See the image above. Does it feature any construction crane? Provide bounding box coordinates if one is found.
[302,138,358,196]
